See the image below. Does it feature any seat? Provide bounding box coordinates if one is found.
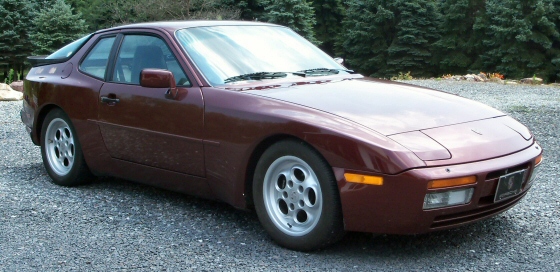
[130,45,168,84]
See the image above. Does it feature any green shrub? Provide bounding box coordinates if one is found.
[391,71,414,81]
[4,69,14,84]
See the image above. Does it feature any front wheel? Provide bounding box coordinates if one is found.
[40,109,92,186]
[253,140,344,251]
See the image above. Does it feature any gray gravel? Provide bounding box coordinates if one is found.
[1,80,559,271]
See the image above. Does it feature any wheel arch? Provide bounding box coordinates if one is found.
[243,133,337,209]
[34,104,64,145]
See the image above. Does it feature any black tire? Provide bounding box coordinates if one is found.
[253,139,345,251]
[40,109,92,186]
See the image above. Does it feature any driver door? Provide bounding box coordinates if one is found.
[97,33,205,177]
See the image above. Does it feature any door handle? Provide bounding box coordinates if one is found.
[100,96,120,104]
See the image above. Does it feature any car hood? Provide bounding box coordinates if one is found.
[240,77,533,163]
[241,77,505,135]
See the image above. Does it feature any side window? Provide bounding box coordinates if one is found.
[112,35,190,86]
[79,37,115,79]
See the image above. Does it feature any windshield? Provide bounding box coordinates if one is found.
[175,25,346,85]
[46,34,92,59]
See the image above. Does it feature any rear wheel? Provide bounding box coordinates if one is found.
[40,109,92,186]
[253,140,344,251]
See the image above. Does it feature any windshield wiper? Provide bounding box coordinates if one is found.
[224,72,305,83]
[297,68,355,76]
[223,69,352,83]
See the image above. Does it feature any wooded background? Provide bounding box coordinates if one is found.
[2,0,560,83]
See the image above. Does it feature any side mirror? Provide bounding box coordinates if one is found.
[140,69,178,99]
[334,57,344,65]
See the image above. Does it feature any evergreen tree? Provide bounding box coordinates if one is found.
[30,0,88,55]
[76,0,139,31]
[385,0,440,77]
[221,0,265,20]
[66,0,88,10]
[473,0,560,81]
[338,0,440,78]
[78,0,240,31]
[70,0,115,31]
[263,0,318,44]
[130,0,240,22]
[0,0,34,78]
[433,0,485,75]
[548,0,560,81]
[337,0,393,77]
[312,0,345,56]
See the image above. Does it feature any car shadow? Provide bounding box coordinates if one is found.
[79,175,268,239]
[316,215,521,259]
[12,162,523,256]
[86,175,519,255]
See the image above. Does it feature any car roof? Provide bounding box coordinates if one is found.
[99,20,278,34]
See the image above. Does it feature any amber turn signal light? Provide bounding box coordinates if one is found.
[344,173,383,185]
[427,176,477,189]
[535,154,543,166]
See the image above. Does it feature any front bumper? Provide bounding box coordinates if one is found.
[336,141,542,234]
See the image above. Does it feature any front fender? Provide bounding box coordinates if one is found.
[200,87,424,208]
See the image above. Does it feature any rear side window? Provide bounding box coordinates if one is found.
[46,34,92,59]
[79,37,116,79]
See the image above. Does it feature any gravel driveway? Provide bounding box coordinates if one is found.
[1,80,559,271]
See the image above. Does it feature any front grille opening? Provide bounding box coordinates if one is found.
[478,195,495,205]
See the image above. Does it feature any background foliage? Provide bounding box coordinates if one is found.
[0,0,35,80]
[2,0,560,82]
[29,0,88,55]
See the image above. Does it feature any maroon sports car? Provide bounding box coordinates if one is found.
[21,21,543,251]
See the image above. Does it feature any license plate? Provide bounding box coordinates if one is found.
[494,169,526,202]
